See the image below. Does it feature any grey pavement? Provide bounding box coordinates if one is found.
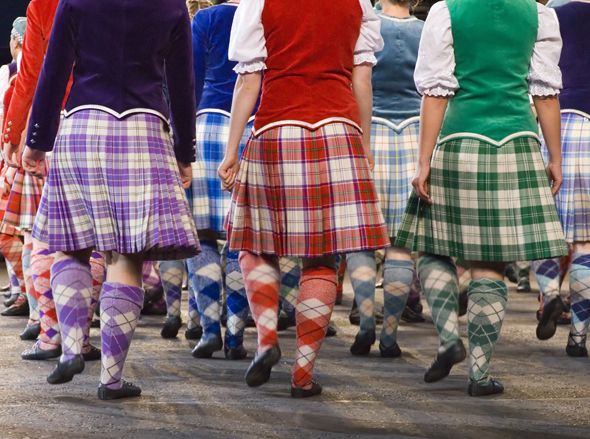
[0,271,589,439]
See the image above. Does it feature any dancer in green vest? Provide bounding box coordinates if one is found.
[396,0,568,396]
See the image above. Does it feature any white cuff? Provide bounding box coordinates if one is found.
[422,86,456,97]
[354,52,377,66]
[233,61,267,74]
[529,83,560,97]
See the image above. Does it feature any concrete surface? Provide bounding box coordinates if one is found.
[0,269,589,439]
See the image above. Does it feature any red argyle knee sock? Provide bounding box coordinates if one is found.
[292,265,337,389]
[239,251,280,354]
[32,248,60,349]
[0,234,32,317]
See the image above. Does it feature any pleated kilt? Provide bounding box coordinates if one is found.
[371,117,419,238]
[2,167,44,232]
[188,111,251,233]
[32,110,200,261]
[541,111,590,243]
[226,122,389,257]
[395,135,568,262]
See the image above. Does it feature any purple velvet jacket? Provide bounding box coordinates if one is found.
[26,0,196,163]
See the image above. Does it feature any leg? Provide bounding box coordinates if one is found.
[466,262,508,396]
[417,253,466,383]
[532,258,566,340]
[346,251,377,355]
[379,246,414,357]
[47,248,94,384]
[291,256,337,397]
[515,260,531,293]
[240,251,281,387]
[187,239,223,358]
[83,251,106,358]
[223,247,249,359]
[0,233,29,318]
[567,244,590,357]
[279,257,300,327]
[98,252,144,400]
[159,259,185,338]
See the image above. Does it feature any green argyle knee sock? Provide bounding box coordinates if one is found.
[417,254,460,352]
[467,278,508,384]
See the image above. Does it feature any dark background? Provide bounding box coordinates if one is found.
[0,0,29,65]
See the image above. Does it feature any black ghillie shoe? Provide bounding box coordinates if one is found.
[3,294,18,308]
[245,345,281,387]
[566,334,588,358]
[82,345,101,361]
[350,330,375,356]
[379,341,401,358]
[47,355,85,384]
[516,277,531,293]
[1,300,29,316]
[291,381,322,398]
[458,290,468,317]
[424,339,466,383]
[536,296,565,340]
[19,322,41,340]
[224,344,248,360]
[97,380,142,400]
[185,325,203,340]
[468,379,504,397]
[325,324,337,337]
[191,332,223,358]
[21,342,61,361]
[160,315,182,339]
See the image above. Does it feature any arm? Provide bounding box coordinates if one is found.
[192,11,208,108]
[218,72,262,191]
[352,64,374,169]
[534,96,562,195]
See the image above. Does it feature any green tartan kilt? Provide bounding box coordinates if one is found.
[395,136,568,262]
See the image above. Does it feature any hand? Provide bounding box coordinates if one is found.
[218,154,239,192]
[546,161,563,196]
[3,143,21,168]
[22,147,46,177]
[177,161,192,189]
[412,162,432,204]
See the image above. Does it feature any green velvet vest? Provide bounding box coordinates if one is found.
[440,0,539,144]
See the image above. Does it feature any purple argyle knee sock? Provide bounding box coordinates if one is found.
[100,282,144,390]
[51,258,93,362]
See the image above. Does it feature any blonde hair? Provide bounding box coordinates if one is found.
[187,0,213,19]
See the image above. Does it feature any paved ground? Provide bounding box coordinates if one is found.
[0,269,589,439]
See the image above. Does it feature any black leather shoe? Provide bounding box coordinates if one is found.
[379,341,402,358]
[191,332,223,358]
[350,330,375,356]
[424,339,466,383]
[536,296,565,340]
[468,379,504,397]
[161,315,182,339]
[326,324,337,337]
[291,381,322,398]
[225,344,248,360]
[277,310,296,331]
[1,300,29,316]
[98,380,141,400]
[516,277,531,293]
[83,345,102,361]
[3,295,18,308]
[504,265,518,284]
[458,290,468,317]
[19,322,41,340]
[47,355,85,384]
[90,319,100,328]
[245,345,281,387]
[401,301,425,323]
[21,343,62,360]
[185,325,203,340]
[566,344,588,357]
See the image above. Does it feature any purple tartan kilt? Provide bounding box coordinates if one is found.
[32,110,200,261]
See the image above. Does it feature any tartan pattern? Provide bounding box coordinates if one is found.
[227,123,389,257]
[568,254,590,347]
[541,112,590,243]
[189,112,251,232]
[32,110,199,261]
[371,119,419,237]
[396,136,568,262]
[3,168,44,231]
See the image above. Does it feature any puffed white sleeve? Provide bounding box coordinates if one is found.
[228,0,267,74]
[413,2,459,97]
[528,5,563,97]
[354,0,384,66]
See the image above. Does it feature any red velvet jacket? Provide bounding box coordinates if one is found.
[2,0,70,146]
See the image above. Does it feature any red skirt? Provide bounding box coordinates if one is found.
[3,167,45,232]
[226,122,389,257]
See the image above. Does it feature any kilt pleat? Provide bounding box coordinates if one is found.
[188,112,250,233]
[371,118,419,238]
[541,112,590,243]
[226,123,389,257]
[32,110,200,261]
[395,135,568,262]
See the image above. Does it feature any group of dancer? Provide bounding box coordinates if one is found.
[0,0,588,401]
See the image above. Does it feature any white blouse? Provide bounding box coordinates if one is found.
[228,0,384,74]
[414,2,563,98]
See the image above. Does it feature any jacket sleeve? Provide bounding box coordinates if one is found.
[166,7,197,163]
[3,0,50,146]
[26,0,76,152]
[192,10,208,109]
